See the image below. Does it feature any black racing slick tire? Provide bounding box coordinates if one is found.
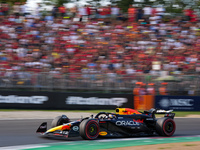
[79,119,100,140]
[156,117,176,137]
[51,115,70,128]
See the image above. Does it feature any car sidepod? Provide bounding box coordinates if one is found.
[98,114,155,137]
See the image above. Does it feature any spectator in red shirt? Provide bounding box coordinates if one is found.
[128,5,136,22]
[86,5,91,19]
[59,5,66,17]
[183,8,194,21]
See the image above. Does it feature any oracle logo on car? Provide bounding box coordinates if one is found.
[116,121,140,126]
[66,96,127,106]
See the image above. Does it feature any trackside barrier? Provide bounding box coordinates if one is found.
[0,91,133,110]
[134,95,154,110]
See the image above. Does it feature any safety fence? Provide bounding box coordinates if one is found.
[0,72,200,95]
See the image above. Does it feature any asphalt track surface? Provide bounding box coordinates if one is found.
[0,118,200,147]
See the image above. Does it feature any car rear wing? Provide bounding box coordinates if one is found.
[155,109,175,119]
[145,108,175,119]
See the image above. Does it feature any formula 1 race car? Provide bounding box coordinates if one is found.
[36,108,176,140]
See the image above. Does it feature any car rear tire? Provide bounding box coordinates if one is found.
[156,117,176,136]
[79,119,99,140]
[51,115,70,128]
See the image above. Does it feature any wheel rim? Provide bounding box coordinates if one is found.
[88,124,98,136]
[165,121,174,133]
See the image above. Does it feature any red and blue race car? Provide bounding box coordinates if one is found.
[36,108,176,140]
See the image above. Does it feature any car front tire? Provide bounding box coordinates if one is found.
[79,119,100,140]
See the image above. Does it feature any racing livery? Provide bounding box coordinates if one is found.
[36,108,176,140]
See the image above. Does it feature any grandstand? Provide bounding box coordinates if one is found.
[0,2,199,95]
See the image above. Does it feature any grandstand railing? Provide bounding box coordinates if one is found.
[0,72,200,95]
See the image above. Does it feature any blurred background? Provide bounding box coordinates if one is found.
[0,0,200,111]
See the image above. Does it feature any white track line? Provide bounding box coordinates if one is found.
[0,145,48,150]
[96,137,150,142]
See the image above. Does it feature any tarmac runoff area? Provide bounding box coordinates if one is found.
[1,111,200,150]
[0,111,92,120]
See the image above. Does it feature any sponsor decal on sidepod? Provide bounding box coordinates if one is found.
[72,126,79,131]
[99,131,107,136]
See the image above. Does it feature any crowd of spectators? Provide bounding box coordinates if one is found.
[0,2,200,87]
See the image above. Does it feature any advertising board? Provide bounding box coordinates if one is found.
[0,91,133,110]
[155,96,200,111]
